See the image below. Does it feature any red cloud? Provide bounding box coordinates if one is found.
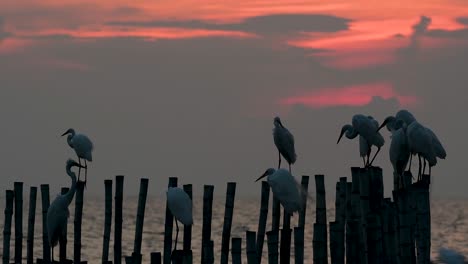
[279,82,418,108]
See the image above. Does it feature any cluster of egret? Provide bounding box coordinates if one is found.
[46,129,94,262]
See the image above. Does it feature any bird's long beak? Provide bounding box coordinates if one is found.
[61,131,68,136]
[377,116,391,132]
[255,171,268,182]
[337,127,346,144]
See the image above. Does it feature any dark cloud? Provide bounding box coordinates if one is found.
[107,14,351,35]
[0,17,12,41]
[427,28,468,39]
[456,17,468,26]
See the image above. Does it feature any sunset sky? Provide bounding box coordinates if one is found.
[0,0,467,198]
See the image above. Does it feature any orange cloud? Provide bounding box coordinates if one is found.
[279,83,418,108]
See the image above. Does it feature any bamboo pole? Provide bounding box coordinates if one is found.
[336,178,347,264]
[366,214,383,264]
[280,213,292,264]
[271,196,281,232]
[345,220,359,264]
[358,168,370,264]
[74,181,86,264]
[134,178,149,259]
[221,182,237,264]
[246,231,258,264]
[115,175,125,264]
[256,181,270,264]
[201,185,214,263]
[381,198,398,264]
[3,190,14,264]
[26,187,37,264]
[294,227,304,264]
[150,252,161,264]
[204,240,214,264]
[329,221,338,264]
[163,177,177,264]
[183,184,193,252]
[231,237,242,264]
[59,187,69,263]
[266,231,279,264]
[368,167,384,212]
[40,184,51,263]
[296,175,309,264]
[14,182,23,264]
[415,175,431,264]
[393,189,412,264]
[313,174,328,264]
[349,168,361,263]
[102,179,113,263]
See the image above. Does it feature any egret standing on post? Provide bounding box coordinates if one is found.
[337,114,385,167]
[273,117,297,173]
[256,168,302,215]
[167,187,193,251]
[47,159,84,262]
[61,128,93,184]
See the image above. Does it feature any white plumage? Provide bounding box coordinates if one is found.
[273,116,297,172]
[256,168,302,215]
[47,159,83,261]
[337,114,385,167]
[62,128,94,183]
[167,187,193,250]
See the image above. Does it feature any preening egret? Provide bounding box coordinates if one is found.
[255,168,302,215]
[47,159,84,262]
[337,114,385,167]
[61,128,94,184]
[167,187,193,250]
[273,117,297,173]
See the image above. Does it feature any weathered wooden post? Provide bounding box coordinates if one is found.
[345,220,359,264]
[150,252,161,264]
[3,190,14,264]
[163,177,177,264]
[131,178,149,264]
[74,181,86,264]
[102,179,113,264]
[115,175,125,264]
[40,184,51,263]
[256,181,270,264]
[203,240,214,264]
[266,231,279,264]
[359,168,370,264]
[26,187,37,264]
[415,175,431,264]
[246,231,258,264]
[313,174,328,264]
[221,182,237,264]
[271,196,281,232]
[295,175,309,264]
[381,198,398,264]
[182,184,193,253]
[280,212,292,264]
[329,221,338,264]
[393,188,412,264]
[231,237,242,264]
[14,182,23,264]
[366,214,383,264]
[368,167,383,212]
[294,227,304,264]
[201,185,214,263]
[347,168,361,263]
[335,177,347,264]
[59,187,70,263]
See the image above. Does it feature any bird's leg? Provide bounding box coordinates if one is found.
[77,157,82,182]
[423,158,427,176]
[368,147,381,167]
[84,159,88,187]
[51,247,54,263]
[366,153,370,167]
[174,220,179,250]
[407,154,413,173]
[418,154,422,181]
[362,156,366,167]
[278,151,281,170]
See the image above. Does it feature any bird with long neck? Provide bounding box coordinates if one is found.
[47,159,84,262]
[273,117,297,173]
[61,128,94,185]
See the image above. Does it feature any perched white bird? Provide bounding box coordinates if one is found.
[61,128,94,183]
[256,168,302,215]
[438,247,466,264]
[378,118,410,188]
[273,117,297,173]
[167,187,193,250]
[337,114,385,167]
[47,159,84,262]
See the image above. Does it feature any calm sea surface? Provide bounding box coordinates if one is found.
[0,196,467,263]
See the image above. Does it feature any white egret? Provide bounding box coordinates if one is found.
[255,168,302,215]
[47,159,84,262]
[337,114,385,167]
[167,187,193,250]
[61,128,94,184]
[273,117,297,173]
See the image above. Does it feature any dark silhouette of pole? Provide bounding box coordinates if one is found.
[201,185,214,263]
[163,177,177,264]
[59,187,69,262]
[220,182,236,264]
[183,184,193,252]
[231,238,242,264]
[26,187,37,264]
[114,175,124,264]
[102,179,113,263]
[3,190,14,264]
[133,178,149,261]
[14,182,23,264]
[40,184,51,263]
[256,181,270,264]
[74,181,85,264]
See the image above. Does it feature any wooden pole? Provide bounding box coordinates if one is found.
[14,182,23,264]
[345,220,359,264]
[221,182,237,264]
[231,237,242,264]
[381,198,398,264]
[296,176,309,264]
[204,240,214,264]
[393,189,412,264]
[102,179,113,263]
[115,175,125,264]
[74,181,86,264]
[369,167,384,212]
[256,181,270,264]
[358,168,370,264]
[349,168,361,263]
[150,252,161,264]
[163,177,177,264]
[266,231,279,264]
[133,178,149,259]
[329,221,338,264]
[246,231,258,264]
[366,214,383,264]
[26,187,37,264]
[313,174,328,264]
[336,177,347,264]
[415,175,431,264]
[280,212,292,264]
[183,184,193,252]
[201,185,214,263]
[2,190,14,264]
[59,187,69,263]
[271,196,281,232]
[294,227,304,264]
[40,184,51,263]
